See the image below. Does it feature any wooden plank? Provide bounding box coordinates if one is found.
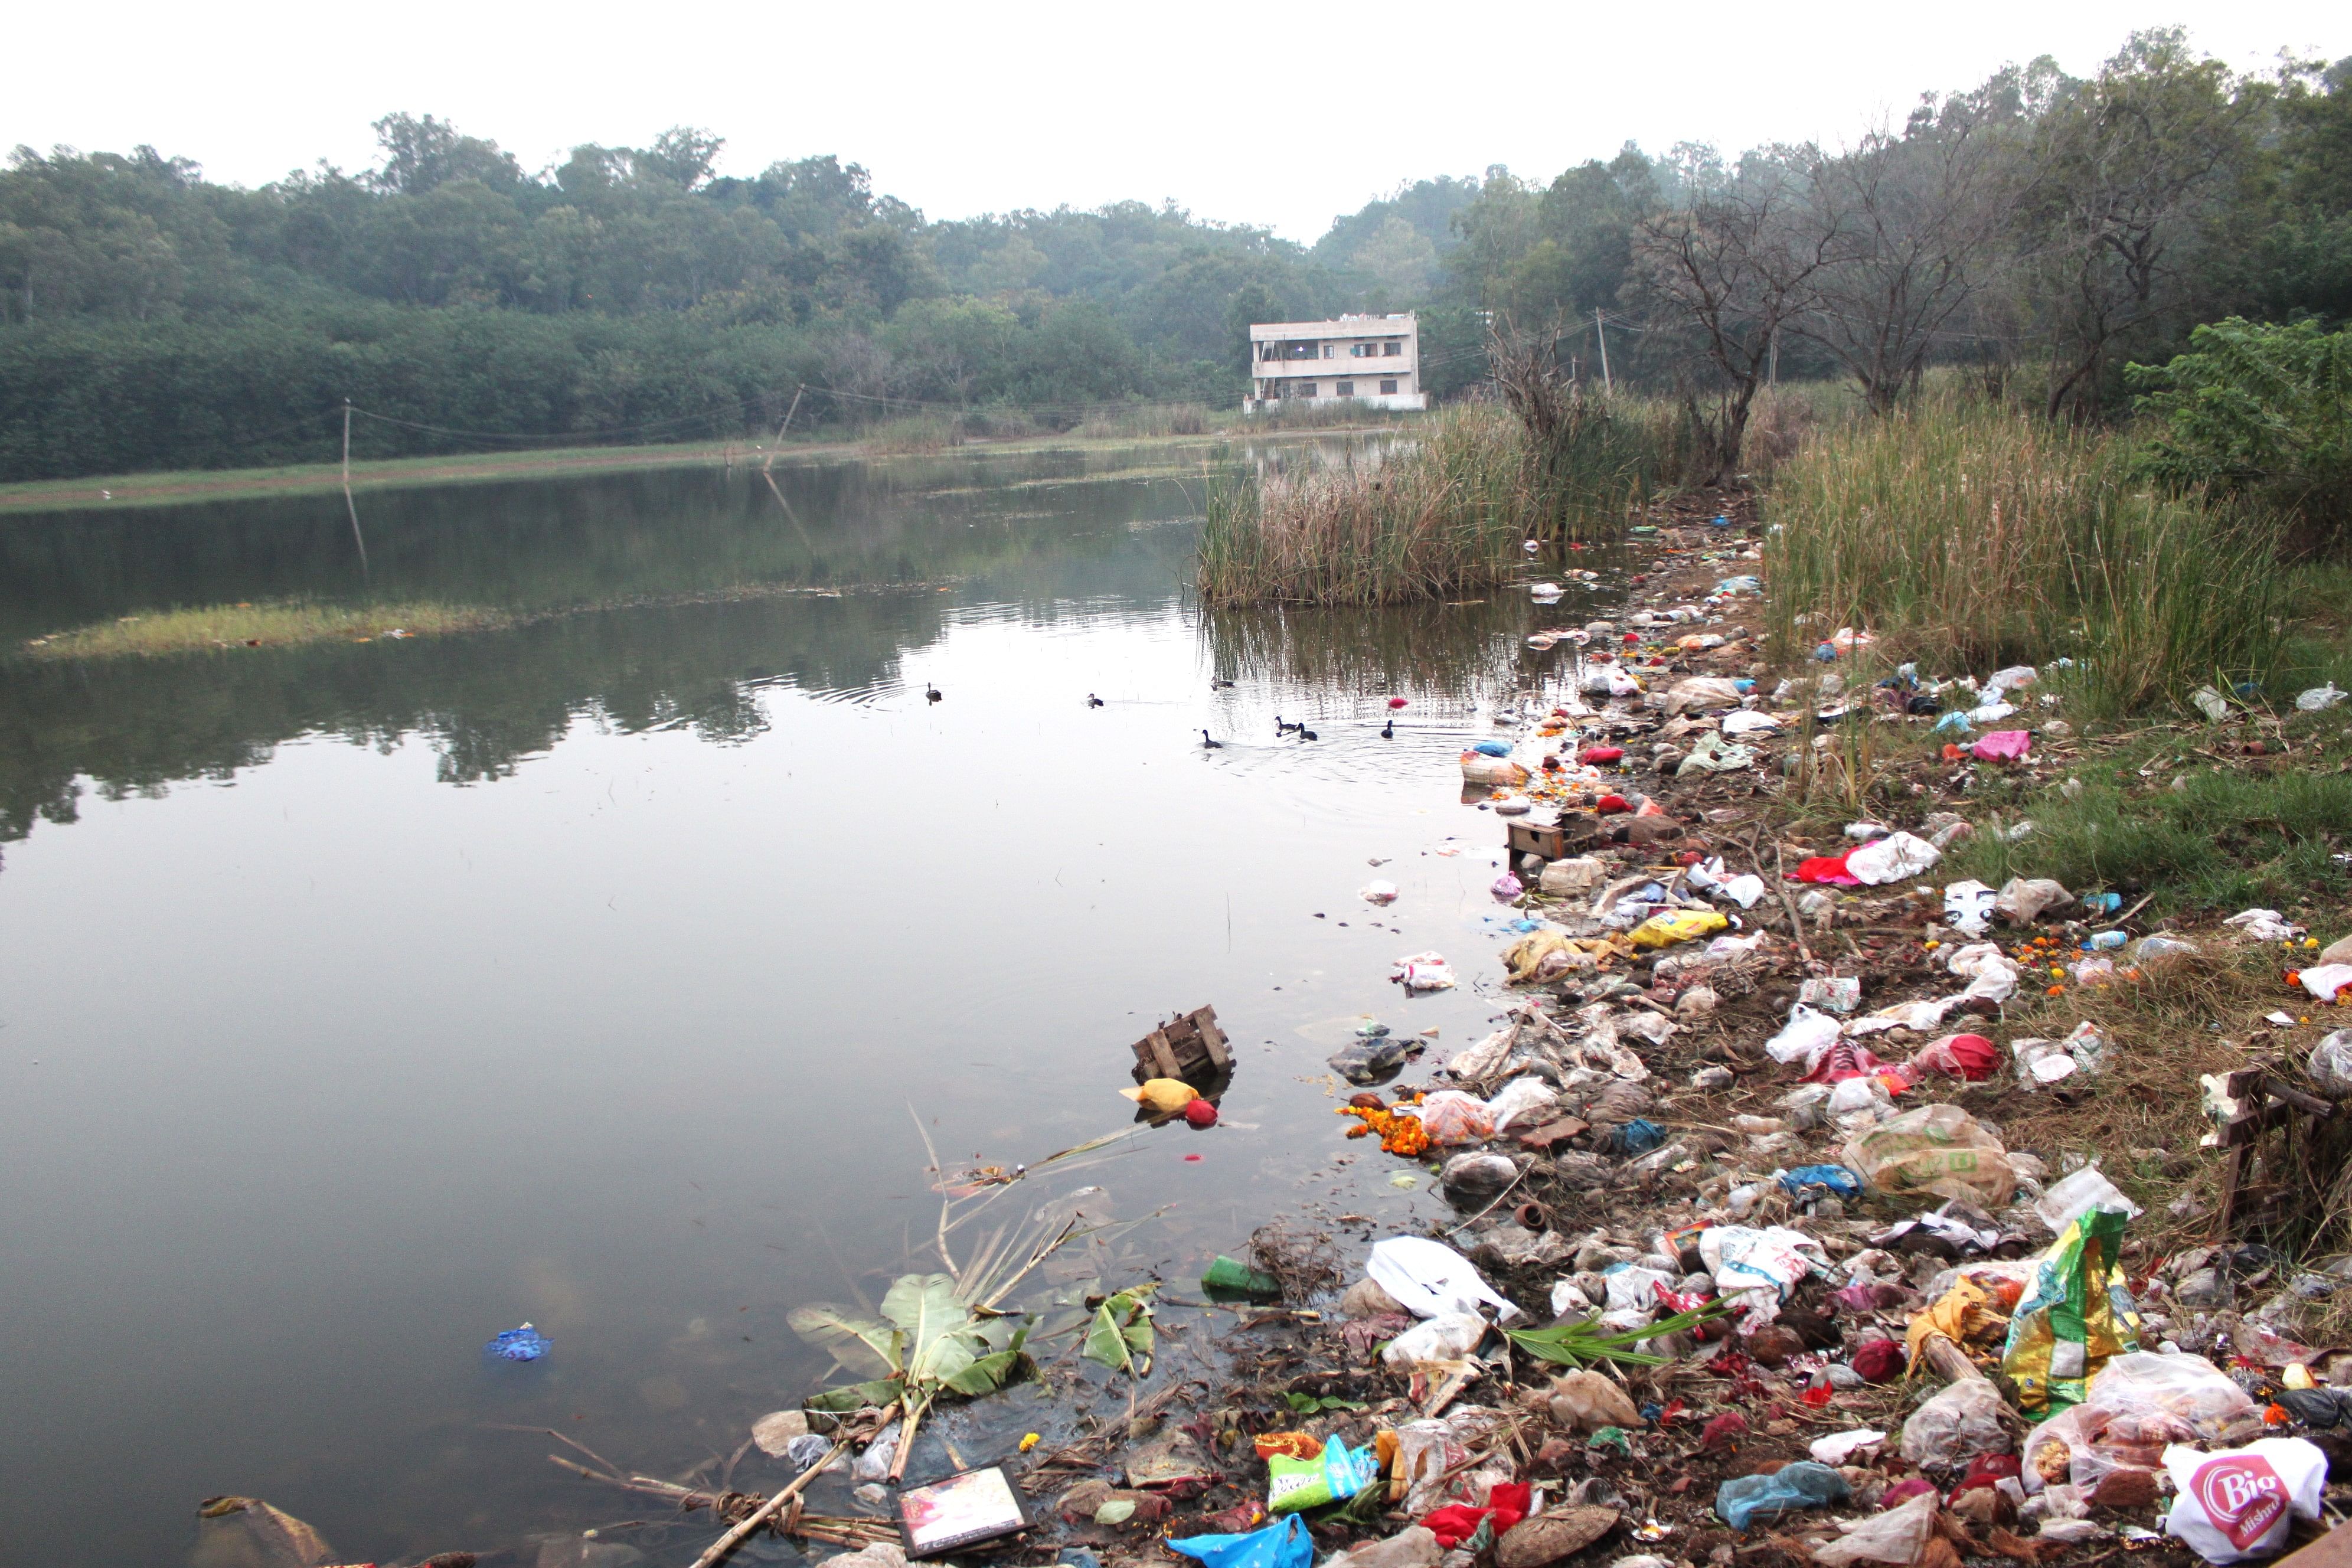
[1189,1007,1231,1071]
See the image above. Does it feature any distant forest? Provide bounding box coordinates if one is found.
[1,28,2346,481]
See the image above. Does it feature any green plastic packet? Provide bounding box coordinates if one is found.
[1201,1255,1283,1300]
[1266,1438,1377,1514]
[2000,1205,2138,1415]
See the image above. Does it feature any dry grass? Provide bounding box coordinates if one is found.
[1981,948,2286,1255]
[23,600,501,659]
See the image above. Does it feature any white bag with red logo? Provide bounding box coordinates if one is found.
[2161,1439,2328,1562]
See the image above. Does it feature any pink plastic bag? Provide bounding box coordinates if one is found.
[1971,730,2033,762]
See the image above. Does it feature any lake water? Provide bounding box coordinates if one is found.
[0,442,1611,1566]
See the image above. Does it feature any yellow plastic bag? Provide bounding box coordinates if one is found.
[1628,909,1729,949]
[1122,1077,1197,1113]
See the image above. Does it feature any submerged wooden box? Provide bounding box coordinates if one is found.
[1131,1005,1231,1084]
[1506,814,1596,862]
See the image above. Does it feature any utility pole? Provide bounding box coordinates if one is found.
[1768,328,1779,387]
[1594,309,1612,394]
[342,400,352,486]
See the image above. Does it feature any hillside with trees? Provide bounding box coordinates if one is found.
[1,30,2346,481]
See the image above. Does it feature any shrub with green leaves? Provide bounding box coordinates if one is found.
[2129,318,2352,545]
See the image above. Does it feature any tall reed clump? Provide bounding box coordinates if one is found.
[1764,398,2282,716]
[1198,405,1535,606]
[1198,394,1663,606]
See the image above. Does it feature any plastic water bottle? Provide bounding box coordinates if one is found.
[2085,930,2128,950]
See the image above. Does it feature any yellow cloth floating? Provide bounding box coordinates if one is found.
[1121,1077,1198,1113]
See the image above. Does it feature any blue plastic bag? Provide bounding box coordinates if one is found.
[484,1323,550,1362]
[1471,740,1514,758]
[1716,1461,1847,1530]
[1167,1516,1313,1568]
[1609,1119,1664,1155]
[1779,1164,1863,1201]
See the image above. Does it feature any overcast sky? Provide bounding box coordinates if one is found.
[9,0,2344,241]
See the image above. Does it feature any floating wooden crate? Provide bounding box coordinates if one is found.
[1505,814,1596,862]
[1131,1005,1231,1084]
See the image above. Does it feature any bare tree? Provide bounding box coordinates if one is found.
[1795,108,2007,414]
[2021,31,2259,420]
[1632,158,1837,486]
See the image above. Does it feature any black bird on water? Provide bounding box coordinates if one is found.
[1381,718,1395,739]
[1200,730,1223,749]
[926,684,942,703]
[1276,715,1301,734]
[1087,693,1105,707]
[1298,727,1318,741]
[1211,678,1236,690]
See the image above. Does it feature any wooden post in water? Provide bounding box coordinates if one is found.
[763,384,805,475]
[1595,309,1612,394]
[340,400,368,579]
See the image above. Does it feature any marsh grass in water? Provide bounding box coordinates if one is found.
[1765,398,2284,717]
[1197,400,1661,607]
[25,600,501,660]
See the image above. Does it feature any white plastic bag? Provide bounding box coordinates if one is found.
[1845,831,1941,886]
[1365,1236,1521,1322]
[1813,1490,1935,1568]
[1698,1224,1826,1300]
[2223,909,2301,942]
[2035,1165,2143,1232]
[2295,683,2346,711]
[1765,1005,1843,1069]
[2295,963,2352,1002]
[2162,1439,2328,1563]
[1484,1076,1559,1131]
[1381,1311,1488,1368]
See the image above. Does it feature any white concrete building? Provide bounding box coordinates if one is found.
[1244,313,1426,413]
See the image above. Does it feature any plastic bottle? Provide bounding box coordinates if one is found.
[2085,930,2128,950]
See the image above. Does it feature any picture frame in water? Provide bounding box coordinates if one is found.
[897,1465,1031,1557]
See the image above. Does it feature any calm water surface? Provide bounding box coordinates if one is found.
[0,442,1617,1566]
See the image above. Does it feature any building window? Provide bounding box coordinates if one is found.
[1295,383,1316,397]
[1382,341,1402,356]
[1380,379,1399,395]
[1322,344,1334,358]
[1336,381,1354,396]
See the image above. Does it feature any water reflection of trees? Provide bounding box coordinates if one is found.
[1199,573,1612,708]
[0,441,1243,644]
[0,589,948,854]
